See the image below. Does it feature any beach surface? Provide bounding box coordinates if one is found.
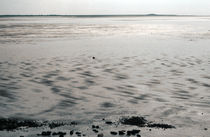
[0,16,210,137]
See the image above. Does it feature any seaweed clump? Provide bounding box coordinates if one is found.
[120,116,175,129]
[120,116,147,127]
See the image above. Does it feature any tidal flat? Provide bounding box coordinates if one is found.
[0,16,210,137]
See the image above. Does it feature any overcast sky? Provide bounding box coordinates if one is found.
[0,0,210,15]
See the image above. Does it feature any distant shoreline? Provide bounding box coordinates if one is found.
[0,14,207,18]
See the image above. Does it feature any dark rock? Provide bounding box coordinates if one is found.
[92,129,98,133]
[118,130,125,135]
[147,123,175,129]
[120,116,147,127]
[75,132,81,135]
[92,125,99,129]
[20,136,24,137]
[98,133,104,137]
[110,131,117,135]
[70,130,74,135]
[136,134,141,137]
[105,121,113,125]
[204,128,208,130]
[92,57,95,59]
[41,131,51,136]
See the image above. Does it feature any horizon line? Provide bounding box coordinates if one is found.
[0,14,209,17]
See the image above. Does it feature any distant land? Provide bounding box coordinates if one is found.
[0,14,201,18]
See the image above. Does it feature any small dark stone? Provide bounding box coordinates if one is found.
[59,135,64,137]
[75,132,81,135]
[149,129,152,131]
[110,131,117,135]
[136,134,141,137]
[98,133,104,137]
[20,136,24,137]
[118,130,125,135]
[92,125,99,128]
[92,57,95,59]
[41,131,51,136]
[70,130,74,135]
[83,134,86,136]
[105,121,113,124]
[204,128,208,130]
[92,129,98,133]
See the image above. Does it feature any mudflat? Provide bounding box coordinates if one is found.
[0,16,210,137]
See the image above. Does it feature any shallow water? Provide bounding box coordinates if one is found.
[0,16,210,136]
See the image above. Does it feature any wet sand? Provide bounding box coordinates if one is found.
[0,16,210,137]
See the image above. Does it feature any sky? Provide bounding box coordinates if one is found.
[0,0,210,15]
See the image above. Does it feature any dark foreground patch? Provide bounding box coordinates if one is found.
[0,118,43,131]
[0,116,175,137]
[0,118,77,131]
[120,116,175,129]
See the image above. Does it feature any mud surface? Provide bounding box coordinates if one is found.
[1,16,210,137]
